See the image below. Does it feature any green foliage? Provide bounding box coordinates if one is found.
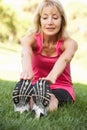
[0,1,18,41]
[0,0,32,42]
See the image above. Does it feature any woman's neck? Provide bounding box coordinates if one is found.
[43,33,58,44]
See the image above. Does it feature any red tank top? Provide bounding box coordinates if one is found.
[32,33,76,100]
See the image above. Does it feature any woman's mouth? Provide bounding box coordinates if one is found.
[46,27,55,31]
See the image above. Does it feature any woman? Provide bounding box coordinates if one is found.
[20,0,78,113]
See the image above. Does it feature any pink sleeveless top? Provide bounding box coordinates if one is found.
[32,33,76,101]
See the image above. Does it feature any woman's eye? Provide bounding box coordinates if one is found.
[42,17,47,20]
[53,17,58,19]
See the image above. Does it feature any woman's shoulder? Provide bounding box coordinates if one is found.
[64,37,78,49]
[21,32,37,48]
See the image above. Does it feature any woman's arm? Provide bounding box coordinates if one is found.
[45,38,78,84]
[20,34,36,80]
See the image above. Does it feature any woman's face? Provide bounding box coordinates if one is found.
[40,5,62,36]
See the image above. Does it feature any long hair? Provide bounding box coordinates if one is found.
[28,0,68,39]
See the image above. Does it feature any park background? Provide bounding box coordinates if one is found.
[0,0,87,83]
[0,0,87,130]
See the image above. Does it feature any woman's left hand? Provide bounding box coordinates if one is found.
[39,75,56,84]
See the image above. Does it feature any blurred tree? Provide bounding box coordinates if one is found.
[0,0,18,42]
[65,1,87,67]
[65,1,87,41]
[0,0,32,43]
[23,0,39,13]
[66,2,87,20]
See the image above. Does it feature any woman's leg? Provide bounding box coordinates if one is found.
[48,94,59,112]
[48,89,74,112]
[52,89,74,106]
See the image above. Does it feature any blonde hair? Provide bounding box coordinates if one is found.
[29,0,68,39]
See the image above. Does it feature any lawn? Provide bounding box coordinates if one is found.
[0,43,87,130]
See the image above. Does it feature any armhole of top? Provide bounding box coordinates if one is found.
[35,33,43,54]
[56,40,64,55]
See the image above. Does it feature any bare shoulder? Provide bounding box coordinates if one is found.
[20,33,36,48]
[64,37,78,51]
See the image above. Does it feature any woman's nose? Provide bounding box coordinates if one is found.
[48,17,53,24]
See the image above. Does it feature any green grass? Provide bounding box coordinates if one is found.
[0,80,87,130]
[0,43,87,130]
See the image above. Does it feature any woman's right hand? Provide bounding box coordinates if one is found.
[20,70,34,81]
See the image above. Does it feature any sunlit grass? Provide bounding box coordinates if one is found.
[0,79,87,130]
